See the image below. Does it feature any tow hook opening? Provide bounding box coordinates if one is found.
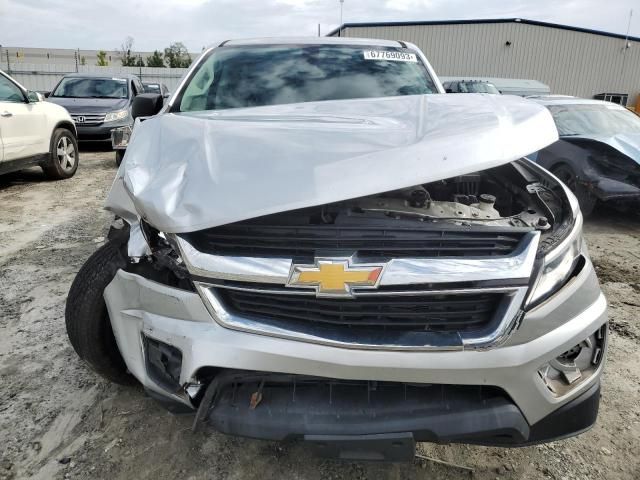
[537,323,607,396]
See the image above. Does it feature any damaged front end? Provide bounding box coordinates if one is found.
[85,93,607,454]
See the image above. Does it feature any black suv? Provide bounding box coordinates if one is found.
[47,73,143,145]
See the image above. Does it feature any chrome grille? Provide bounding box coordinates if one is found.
[177,230,539,351]
[71,113,105,126]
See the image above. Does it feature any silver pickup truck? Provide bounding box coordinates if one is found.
[65,37,607,461]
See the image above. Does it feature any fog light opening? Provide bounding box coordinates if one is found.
[538,324,607,396]
[143,335,183,393]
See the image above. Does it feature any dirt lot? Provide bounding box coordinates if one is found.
[1,150,639,480]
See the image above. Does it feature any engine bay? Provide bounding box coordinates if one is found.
[291,161,567,232]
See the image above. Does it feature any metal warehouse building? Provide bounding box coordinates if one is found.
[328,18,640,107]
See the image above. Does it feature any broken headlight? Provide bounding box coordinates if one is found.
[111,125,132,150]
[527,210,584,307]
[126,220,194,291]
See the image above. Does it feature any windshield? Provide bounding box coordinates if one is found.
[144,84,161,94]
[51,77,128,99]
[178,44,437,112]
[548,104,640,137]
[460,82,500,94]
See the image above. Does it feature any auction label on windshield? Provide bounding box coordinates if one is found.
[363,50,417,62]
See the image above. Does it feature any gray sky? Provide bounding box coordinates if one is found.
[0,0,638,52]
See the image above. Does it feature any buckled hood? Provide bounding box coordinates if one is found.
[105,93,558,233]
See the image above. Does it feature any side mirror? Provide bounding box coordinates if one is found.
[132,93,164,119]
[445,88,453,93]
[26,90,42,103]
[43,91,51,98]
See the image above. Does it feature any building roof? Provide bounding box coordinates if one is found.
[327,18,640,43]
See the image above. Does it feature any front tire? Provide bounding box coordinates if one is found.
[552,164,597,217]
[43,128,79,179]
[65,233,136,385]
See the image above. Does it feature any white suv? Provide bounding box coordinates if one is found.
[0,70,78,179]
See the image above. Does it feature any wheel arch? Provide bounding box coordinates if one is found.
[547,158,573,172]
[53,120,78,140]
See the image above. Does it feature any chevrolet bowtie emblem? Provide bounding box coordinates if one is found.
[287,259,385,297]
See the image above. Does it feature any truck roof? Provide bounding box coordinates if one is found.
[61,72,140,79]
[527,96,623,107]
[220,37,408,48]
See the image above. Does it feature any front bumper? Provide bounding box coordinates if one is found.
[104,256,607,445]
[200,374,600,449]
[77,121,132,142]
[582,175,640,203]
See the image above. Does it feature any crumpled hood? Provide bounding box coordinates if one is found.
[106,93,558,233]
[566,132,640,165]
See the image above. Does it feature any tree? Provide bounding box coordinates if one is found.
[96,50,108,66]
[117,36,137,66]
[80,56,86,66]
[146,50,165,67]
[164,42,191,68]
[135,56,145,67]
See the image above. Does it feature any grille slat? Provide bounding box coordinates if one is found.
[183,224,525,259]
[218,289,502,332]
[71,113,106,126]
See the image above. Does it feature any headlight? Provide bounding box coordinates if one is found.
[104,109,129,122]
[527,212,584,307]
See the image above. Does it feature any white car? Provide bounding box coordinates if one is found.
[0,70,78,179]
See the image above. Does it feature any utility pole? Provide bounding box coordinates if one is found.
[620,9,633,98]
[139,54,143,80]
[75,49,79,72]
[318,23,321,37]
[5,48,10,74]
[623,9,633,45]
[339,0,344,37]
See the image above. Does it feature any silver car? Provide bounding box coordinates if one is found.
[65,38,607,461]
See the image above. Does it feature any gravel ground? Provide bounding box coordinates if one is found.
[0,150,639,480]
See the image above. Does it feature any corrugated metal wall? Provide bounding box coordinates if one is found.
[0,63,189,92]
[337,22,640,106]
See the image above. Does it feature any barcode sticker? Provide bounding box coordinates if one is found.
[363,50,418,62]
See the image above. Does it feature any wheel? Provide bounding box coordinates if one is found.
[43,128,79,179]
[115,150,125,167]
[65,232,136,385]
[552,164,597,217]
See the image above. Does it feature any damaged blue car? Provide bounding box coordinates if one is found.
[529,96,640,216]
